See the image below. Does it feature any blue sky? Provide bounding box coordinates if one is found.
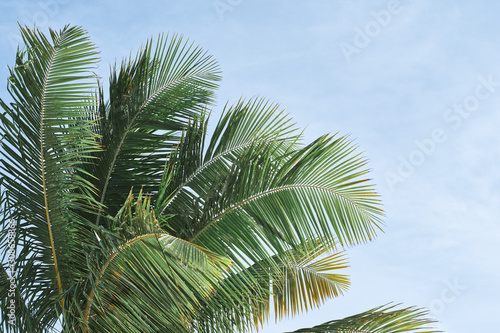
[1,0,498,331]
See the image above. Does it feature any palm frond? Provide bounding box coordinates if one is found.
[0,24,100,326]
[188,133,383,260]
[84,191,231,333]
[204,97,300,161]
[94,33,221,224]
[192,240,350,333]
[286,304,440,333]
[272,242,350,320]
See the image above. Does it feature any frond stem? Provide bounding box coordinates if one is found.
[40,39,64,307]
[190,184,376,243]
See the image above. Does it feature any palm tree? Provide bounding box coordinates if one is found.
[0,25,438,332]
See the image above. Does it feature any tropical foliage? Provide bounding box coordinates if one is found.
[0,25,438,332]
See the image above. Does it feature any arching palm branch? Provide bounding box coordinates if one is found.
[0,25,438,333]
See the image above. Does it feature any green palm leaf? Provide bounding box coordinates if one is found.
[184,132,382,260]
[286,304,440,333]
[93,33,221,225]
[192,241,350,332]
[0,25,100,327]
[272,242,350,320]
[84,191,231,333]
[156,97,300,220]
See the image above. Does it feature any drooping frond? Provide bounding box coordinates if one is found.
[286,304,440,333]
[186,134,382,258]
[271,242,350,320]
[159,98,382,257]
[192,241,350,332]
[194,133,382,253]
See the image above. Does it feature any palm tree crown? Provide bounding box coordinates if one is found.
[0,25,438,333]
